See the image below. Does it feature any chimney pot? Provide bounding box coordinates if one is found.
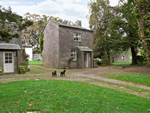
[75,20,82,27]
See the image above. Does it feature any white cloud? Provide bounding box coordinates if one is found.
[56,0,81,4]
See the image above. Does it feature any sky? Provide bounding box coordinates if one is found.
[0,0,119,29]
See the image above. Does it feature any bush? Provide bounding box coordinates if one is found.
[137,55,145,64]
[0,67,3,73]
[95,58,101,65]
[19,66,28,74]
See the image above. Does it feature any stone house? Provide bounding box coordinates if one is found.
[0,32,22,74]
[111,52,130,63]
[42,20,94,68]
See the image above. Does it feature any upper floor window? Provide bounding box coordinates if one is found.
[71,50,76,61]
[73,33,81,42]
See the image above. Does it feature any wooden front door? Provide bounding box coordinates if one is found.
[4,52,14,73]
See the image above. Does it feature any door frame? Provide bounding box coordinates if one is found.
[84,52,91,68]
[3,52,14,73]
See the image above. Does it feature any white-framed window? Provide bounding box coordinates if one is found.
[73,33,81,42]
[71,50,76,61]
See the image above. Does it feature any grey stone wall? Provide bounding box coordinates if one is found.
[58,26,93,68]
[0,51,3,70]
[42,21,59,68]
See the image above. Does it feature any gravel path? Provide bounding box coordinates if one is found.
[70,73,150,90]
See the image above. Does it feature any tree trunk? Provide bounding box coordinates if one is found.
[131,46,137,65]
[106,49,112,65]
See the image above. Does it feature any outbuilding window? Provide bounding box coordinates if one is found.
[73,33,81,42]
[71,50,76,61]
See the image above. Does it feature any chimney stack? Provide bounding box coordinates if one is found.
[75,20,82,27]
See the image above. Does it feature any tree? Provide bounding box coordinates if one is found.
[22,13,47,49]
[110,1,140,65]
[88,0,114,65]
[0,6,33,42]
[127,0,150,67]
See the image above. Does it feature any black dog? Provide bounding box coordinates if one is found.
[60,69,66,77]
[52,71,57,77]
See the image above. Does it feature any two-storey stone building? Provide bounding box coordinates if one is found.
[42,20,93,68]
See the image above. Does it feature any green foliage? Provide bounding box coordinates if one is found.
[0,5,33,42]
[0,80,150,112]
[127,0,150,67]
[19,66,28,74]
[0,67,3,73]
[137,55,146,64]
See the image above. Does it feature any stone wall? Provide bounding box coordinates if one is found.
[42,21,59,68]
[0,51,3,70]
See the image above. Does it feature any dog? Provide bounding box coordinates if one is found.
[60,69,66,77]
[52,71,57,77]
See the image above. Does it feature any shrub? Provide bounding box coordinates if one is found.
[95,58,101,65]
[19,66,28,74]
[0,67,3,73]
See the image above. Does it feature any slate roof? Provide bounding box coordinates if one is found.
[77,46,93,52]
[50,21,94,32]
[0,43,21,50]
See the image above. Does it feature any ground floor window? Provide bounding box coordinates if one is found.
[71,50,76,61]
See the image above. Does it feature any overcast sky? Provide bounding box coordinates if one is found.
[0,0,119,29]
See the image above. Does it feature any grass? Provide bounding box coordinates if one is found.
[105,74,150,86]
[29,61,42,65]
[112,61,146,67]
[26,65,53,74]
[113,62,131,66]
[0,80,150,113]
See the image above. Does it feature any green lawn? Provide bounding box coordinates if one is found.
[29,61,42,65]
[105,74,150,86]
[112,62,131,66]
[0,80,150,113]
[112,62,146,67]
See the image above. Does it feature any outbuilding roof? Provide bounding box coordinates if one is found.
[77,46,93,52]
[0,43,21,50]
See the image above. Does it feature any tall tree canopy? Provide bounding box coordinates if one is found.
[88,0,149,65]
[0,5,33,42]
[127,0,150,67]
[88,0,114,64]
